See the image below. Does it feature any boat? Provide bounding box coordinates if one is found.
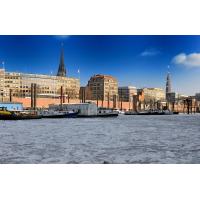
[124,109,179,115]
[40,110,79,118]
[113,109,125,114]
[137,110,178,115]
[124,110,138,115]
[77,108,119,118]
[0,107,42,120]
[97,108,119,117]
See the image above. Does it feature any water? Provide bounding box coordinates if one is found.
[0,114,200,164]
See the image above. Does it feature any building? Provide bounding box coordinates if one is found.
[86,74,118,101]
[166,92,179,103]
[79,86,92,103]
[49,102,98,116]
[0,48,80,102]
[195,93,200,101]
[139,88,165,103]
[118,86,137,102]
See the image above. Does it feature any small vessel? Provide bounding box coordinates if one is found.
[113,109,125,114]
[124,110,137,115]
[0,107,42,120]
[77,108,119,118]
[97,108,119,117]
[40,110,78,118]
[124,109,179,116]
[137,110,178,115]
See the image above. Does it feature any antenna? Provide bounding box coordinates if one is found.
[167,65,170,73]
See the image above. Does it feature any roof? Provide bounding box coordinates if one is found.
[90,74,117,81]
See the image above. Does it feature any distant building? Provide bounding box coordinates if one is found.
[79,86,92,102]
[86,74,118,101]
[166,92,179,103]
[0,48,80,102]
[195,93,200,101]
[118,86,137,102]
[139,88,165,103]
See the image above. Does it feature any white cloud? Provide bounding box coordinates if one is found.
[172,53,200,68]
[140,49,160,56]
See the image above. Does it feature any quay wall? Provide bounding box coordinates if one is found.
[9,97,200,113]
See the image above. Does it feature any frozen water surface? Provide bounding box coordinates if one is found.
[0,114,200,163]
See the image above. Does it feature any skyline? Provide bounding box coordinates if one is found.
[0,35,200,95]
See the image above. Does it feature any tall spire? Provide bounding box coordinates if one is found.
[57,43,67,77]
[166,66,172,94]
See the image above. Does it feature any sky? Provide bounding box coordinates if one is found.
[0,35,200,95]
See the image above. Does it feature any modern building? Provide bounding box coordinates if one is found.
[0,48,80,102]
[86,74,118,101]
[139,88,165,103]
[118,86,137,102]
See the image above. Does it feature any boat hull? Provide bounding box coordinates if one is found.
[41,112,78,118]
[0,114,42,120]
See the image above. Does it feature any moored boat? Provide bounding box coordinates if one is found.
[97,108,119,117]
[40,110,79,118]
[124,111,137,115]
[113,109,125,114]
[0,107,42,120]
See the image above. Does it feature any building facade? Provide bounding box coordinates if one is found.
[86,74,118,101]
[0,48,80,102]
[195,93,200,101]
[118,86,137,102]
[139,88,165,103]
[0,69,80,101]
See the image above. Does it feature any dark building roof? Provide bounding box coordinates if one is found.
[57,47,67,77]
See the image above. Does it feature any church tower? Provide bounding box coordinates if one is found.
[166,66,172,102]
[166,72,172,94]
[57,45,67,77]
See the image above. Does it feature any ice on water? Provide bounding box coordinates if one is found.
[0,114,200,163]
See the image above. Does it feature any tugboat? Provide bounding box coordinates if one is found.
[0,107,42,120]
[40,110,79,118]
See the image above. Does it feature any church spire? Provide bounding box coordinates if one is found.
[166,66,172,95]
[57,43,67,77]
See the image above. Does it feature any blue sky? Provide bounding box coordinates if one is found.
[0,35,200,95]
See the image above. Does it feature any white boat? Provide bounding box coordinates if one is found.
[113,109,125,114]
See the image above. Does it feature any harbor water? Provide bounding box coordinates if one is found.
[0,114,200,164]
